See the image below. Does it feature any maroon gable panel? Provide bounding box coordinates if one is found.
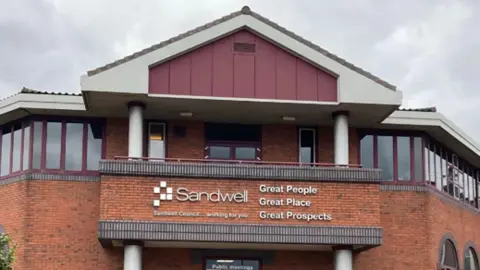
[149,30,337,102]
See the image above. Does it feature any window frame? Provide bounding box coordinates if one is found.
[438,233,459,270]
[358,130,426,184]
[0,116,105,179]
[298,127,316,164]
[146,122,167,160]
[205,140,261,161]
[463,242,480,270]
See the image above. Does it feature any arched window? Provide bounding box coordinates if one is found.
[464,246,479,270]
[440,239,459,270]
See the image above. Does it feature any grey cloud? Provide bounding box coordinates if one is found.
[1,0,479,139]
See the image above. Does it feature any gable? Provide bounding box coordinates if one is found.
[149,30,337,102]
[81,6,401,106]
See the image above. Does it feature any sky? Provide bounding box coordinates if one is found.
[0,0,479,138]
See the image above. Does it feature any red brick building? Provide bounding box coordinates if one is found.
[0,6,479,270]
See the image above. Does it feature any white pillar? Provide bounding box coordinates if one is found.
[124,243,143,270]
[128,102,144,158]
[334,248,353,270]
[333,112,349,166]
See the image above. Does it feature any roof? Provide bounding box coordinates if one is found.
[20,87,82,97]
[86,6,396,91]
[398,107,437,112]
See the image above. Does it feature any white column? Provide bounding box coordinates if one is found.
[334,249,353,270]
[333,112,349,166]
[128,102,144,158]
[124,244,143,270]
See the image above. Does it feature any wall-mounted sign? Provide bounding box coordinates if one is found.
[152,181,332,222]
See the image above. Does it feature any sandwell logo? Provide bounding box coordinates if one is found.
[153,181,173,207]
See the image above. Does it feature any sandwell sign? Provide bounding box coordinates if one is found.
[152,181,332,222]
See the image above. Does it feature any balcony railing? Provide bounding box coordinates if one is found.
[99,157,381,183]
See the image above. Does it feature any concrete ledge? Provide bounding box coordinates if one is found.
[98,220,383,246]
[99,160,382,183]
[0,172,100,185]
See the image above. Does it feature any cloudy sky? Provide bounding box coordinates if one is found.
[0,0,479,137]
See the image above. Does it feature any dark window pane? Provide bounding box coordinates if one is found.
[46,122,61,169]
[87,123,103,170]
[23,125,30,170]
[1,128,11,176]
[360,135,374,168]
[205,123,261,142]
[378,136,393,181]
[299,129,315,163]
[235,147,256,160]
[65,123,83,171]
[32,122,43,169]
[441,240,458,267]
[148,123,165,159]
[209,146,230,159]
[397,136,411,181]
[414,137,423,181]
[12,124,22,172]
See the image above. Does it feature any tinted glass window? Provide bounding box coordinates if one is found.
[360,135,374,168]
[23,125,30,170]
[397,136,411,181]
[87,123,103,170]
[209,146,230,159]
[32,122,43,169]
[1,128,11,176]
[441,240,458,268]
[235,147,256,160]
[11,124,22,172]
[377,136,393,181]
[46,122,61,169]
[414,137,423,181]
[65,123,83,171]
[205,123,261,142]
[465,248,479,270]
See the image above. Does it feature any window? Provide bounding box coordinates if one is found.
[377,136,393,181]
[440,239,458,270]
[1,127,11,176]
[65,123,83,171]
[204,123,261,161]
[397,136,411,181]
[360,135,374,168]
[0,118,104,178]
[464,247,479,270]
[148,123,165,160]
[205,259,260,270]
[299,128,315,164]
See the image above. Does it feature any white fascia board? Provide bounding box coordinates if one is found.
[81,14,402,106]
[0,94,86,115]
[383,110,480,156]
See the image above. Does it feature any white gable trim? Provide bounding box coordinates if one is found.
[383,110,480,156]
[81,14,402,106]
[0,94,85,116]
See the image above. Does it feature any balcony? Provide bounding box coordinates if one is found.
[99,157,381,183]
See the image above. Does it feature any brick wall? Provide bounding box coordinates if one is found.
[0,182,28,270]
[0,180,120,270]
[104,118,360,165]
[354,190,480,269]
